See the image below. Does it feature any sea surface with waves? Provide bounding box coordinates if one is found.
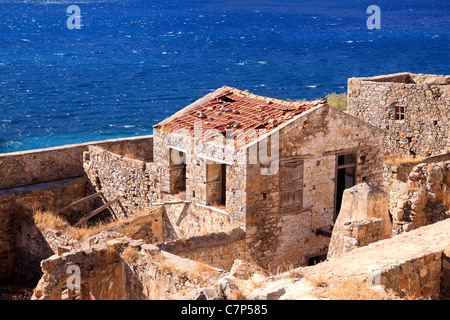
[0,0,449,153]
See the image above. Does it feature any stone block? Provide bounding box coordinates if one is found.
[328,183,391,260]
[253,287,286,300]
[193,285,223,300]
[219,276,239,299]
[57,245,71,256]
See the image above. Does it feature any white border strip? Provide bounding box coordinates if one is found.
[168,145,188,154]
[198,155,233,165]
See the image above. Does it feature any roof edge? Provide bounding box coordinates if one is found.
[154,86,230,128]
[245,103,328,150]
[244,104,384,150]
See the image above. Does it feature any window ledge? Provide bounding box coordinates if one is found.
[280,206,312,216]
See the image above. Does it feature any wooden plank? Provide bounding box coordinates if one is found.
[152,200,192,206]
[55,192,102,215]
[74,198,118,227]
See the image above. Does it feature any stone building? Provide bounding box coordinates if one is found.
[347,72,450,157]
[152,86,384,269]
[0,86,385,284]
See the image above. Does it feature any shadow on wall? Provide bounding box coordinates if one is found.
[10,208,54,289]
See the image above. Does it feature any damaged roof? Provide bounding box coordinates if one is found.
[155,86,325,141]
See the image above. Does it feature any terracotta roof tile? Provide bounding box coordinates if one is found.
[159,86,325,140]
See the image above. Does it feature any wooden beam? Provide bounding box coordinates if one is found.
[55,192,102,215]
[315,228,332,238]
[151,200,192,206]
[193,202,230,216]
[74,198,118,227]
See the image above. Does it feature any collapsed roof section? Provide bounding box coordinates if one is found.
[155,86,326,143]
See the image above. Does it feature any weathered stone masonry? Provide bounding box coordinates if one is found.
[347,72,450,157]
[245,105,384,269]
[0,136,154,286]
[151,86,385,270]
[1,84,390,298]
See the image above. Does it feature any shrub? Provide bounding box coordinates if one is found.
[325,92,347,111]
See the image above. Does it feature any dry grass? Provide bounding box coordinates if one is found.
[121,246,140,263]
[229,288,247,300]
[324,277,397,300]
[32,208,147,241]
[384,155,425,166]
[248,275,264,289]
[107,144,139,159]
[197,262,217,277]
[33,209,70,230]
[266,262,296,278]
[188,270,206,287]
[104,246,119,264]
[305,270,329,288]
[153,252,176,273]
[69,222,113,240]
[68,215,137,241]
[287,263,304,280]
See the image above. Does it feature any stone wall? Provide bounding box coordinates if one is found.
[442,246,450,300]
[347,72,450,157]
[0,177,88,224]
[0,136,153,286]
[327,183,392,260]
[84,146,157,219]
[111,209,164,244]
[162,202,237,241]
[84,146,236,238]
[0,209,14,283]
[314,218,450,300]
[383,152,450,187]
[342,219,386,253]
[10,212,54,287]
[157,228,246,271]
[0,177,88,284]
[152,127,247,225]
[379,251,443,299]
[388,160,450,234]
[32,237,225,300]
[245,105,384,269]
[0,135,153,190]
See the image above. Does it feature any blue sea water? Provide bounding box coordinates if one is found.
[0,0,449,153]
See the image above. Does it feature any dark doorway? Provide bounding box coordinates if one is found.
[220,164,226,206]
[169,149,186,194]
[206,162,226,207]
[335,153,356,220]
[308,254,328,266]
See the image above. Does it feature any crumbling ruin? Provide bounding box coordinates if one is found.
[0,78,449,300]
[327,182,392,260]
[347,72,450,157]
